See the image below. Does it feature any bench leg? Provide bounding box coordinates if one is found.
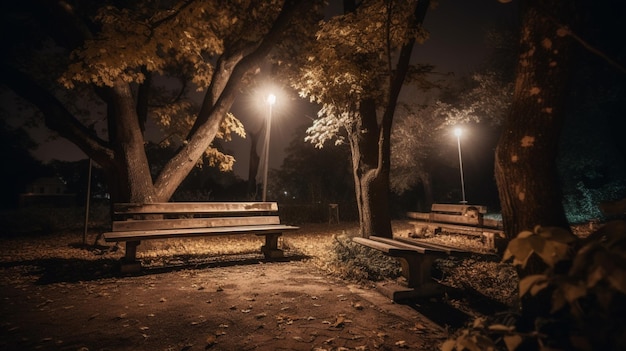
[378,255,441,301]
[482,232,495,250]
[120,241,142,273]
[260,233,284,259]
[398,255,435,289]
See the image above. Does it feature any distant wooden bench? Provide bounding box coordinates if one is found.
[406,203,504,250]
[352,236,468,301]
[102,202,299,273]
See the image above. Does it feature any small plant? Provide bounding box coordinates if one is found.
[322,232,401,283]
[442,221,626,351]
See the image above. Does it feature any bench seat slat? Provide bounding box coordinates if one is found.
[103,224,299,242]
[391,237,468,255]
[367,236,450,255]
[352,237,422,255]
[112,216,281,232]
[114,202,278,215]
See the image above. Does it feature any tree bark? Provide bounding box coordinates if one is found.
[494,0,582,333]
[494,0,577,240]
[351,98,391,238]
[348,0,430,238]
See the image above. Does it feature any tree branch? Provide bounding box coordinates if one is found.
[0,66,114,165]
[561,27,626,75]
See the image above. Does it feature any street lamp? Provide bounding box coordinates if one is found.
[454,127,467,204]
[262,93,276,202]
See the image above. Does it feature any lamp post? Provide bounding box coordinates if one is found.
[262,93,276,202]
[454,127,467,204]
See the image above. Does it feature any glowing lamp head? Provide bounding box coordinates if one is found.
[267,94,276,105]
[454,127,462,137]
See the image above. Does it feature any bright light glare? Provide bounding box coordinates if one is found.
[454,127,462,137]
[267,94,276,105]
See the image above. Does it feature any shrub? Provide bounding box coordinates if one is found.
[320,232,402,283]
[442,221,626,351]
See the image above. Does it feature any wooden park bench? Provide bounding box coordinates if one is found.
[406,203,504,250]
[352,235,468,301]
[102,202,299,273]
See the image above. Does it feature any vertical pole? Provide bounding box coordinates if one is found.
[262,95,275,202]
[83,158,92,245]
[456,134,467,204]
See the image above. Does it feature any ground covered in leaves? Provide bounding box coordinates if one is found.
[0,221,523,351]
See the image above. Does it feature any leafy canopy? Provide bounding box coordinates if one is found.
[282,0,430,148]
[55,1,299,170]
[60,1,280,90]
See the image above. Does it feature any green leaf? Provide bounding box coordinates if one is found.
[519,274,548,297]
[562,282,587,303]
[458,336,482,351]
[528,235,546,255]
[505,237,534,268]
[474,334,498,351]
[502,248,513,263]
[503,334,523,351]
[440,340,456,351]
[472,317,486,329]
[487,324,515,332]
[534,239,569,268]
[530,278,550,296]
[587,266,606,288]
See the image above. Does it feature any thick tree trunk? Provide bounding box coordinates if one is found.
[108,80,158,203]
[348,99,392,238]
[494,0,576,240]
[494,0,581,333]
[345,0,429,239]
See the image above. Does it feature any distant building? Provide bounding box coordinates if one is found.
[19,177,76,207]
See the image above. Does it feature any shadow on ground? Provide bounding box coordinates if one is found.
[402,285,512,329]
[0,248,310,285]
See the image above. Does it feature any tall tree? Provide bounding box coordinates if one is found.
[284,0,431,238]
[0,0,321,204]
[494,0,580,239]
[492,0,587,336]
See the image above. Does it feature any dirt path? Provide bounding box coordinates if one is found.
[1,257,446,351]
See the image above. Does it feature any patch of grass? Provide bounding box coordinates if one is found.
[318,232,402,284]
[126,222,403,284]
[434,256,519,307]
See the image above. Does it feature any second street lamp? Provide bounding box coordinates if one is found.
[262,94,276,202]
[454,127,467,204]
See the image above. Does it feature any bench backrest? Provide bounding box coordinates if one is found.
[114,202,278,215]
[112,202,282,232]
[430,203,487,214]
[429,203,487,226]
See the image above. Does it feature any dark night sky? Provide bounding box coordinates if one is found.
[27,0,519,180]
